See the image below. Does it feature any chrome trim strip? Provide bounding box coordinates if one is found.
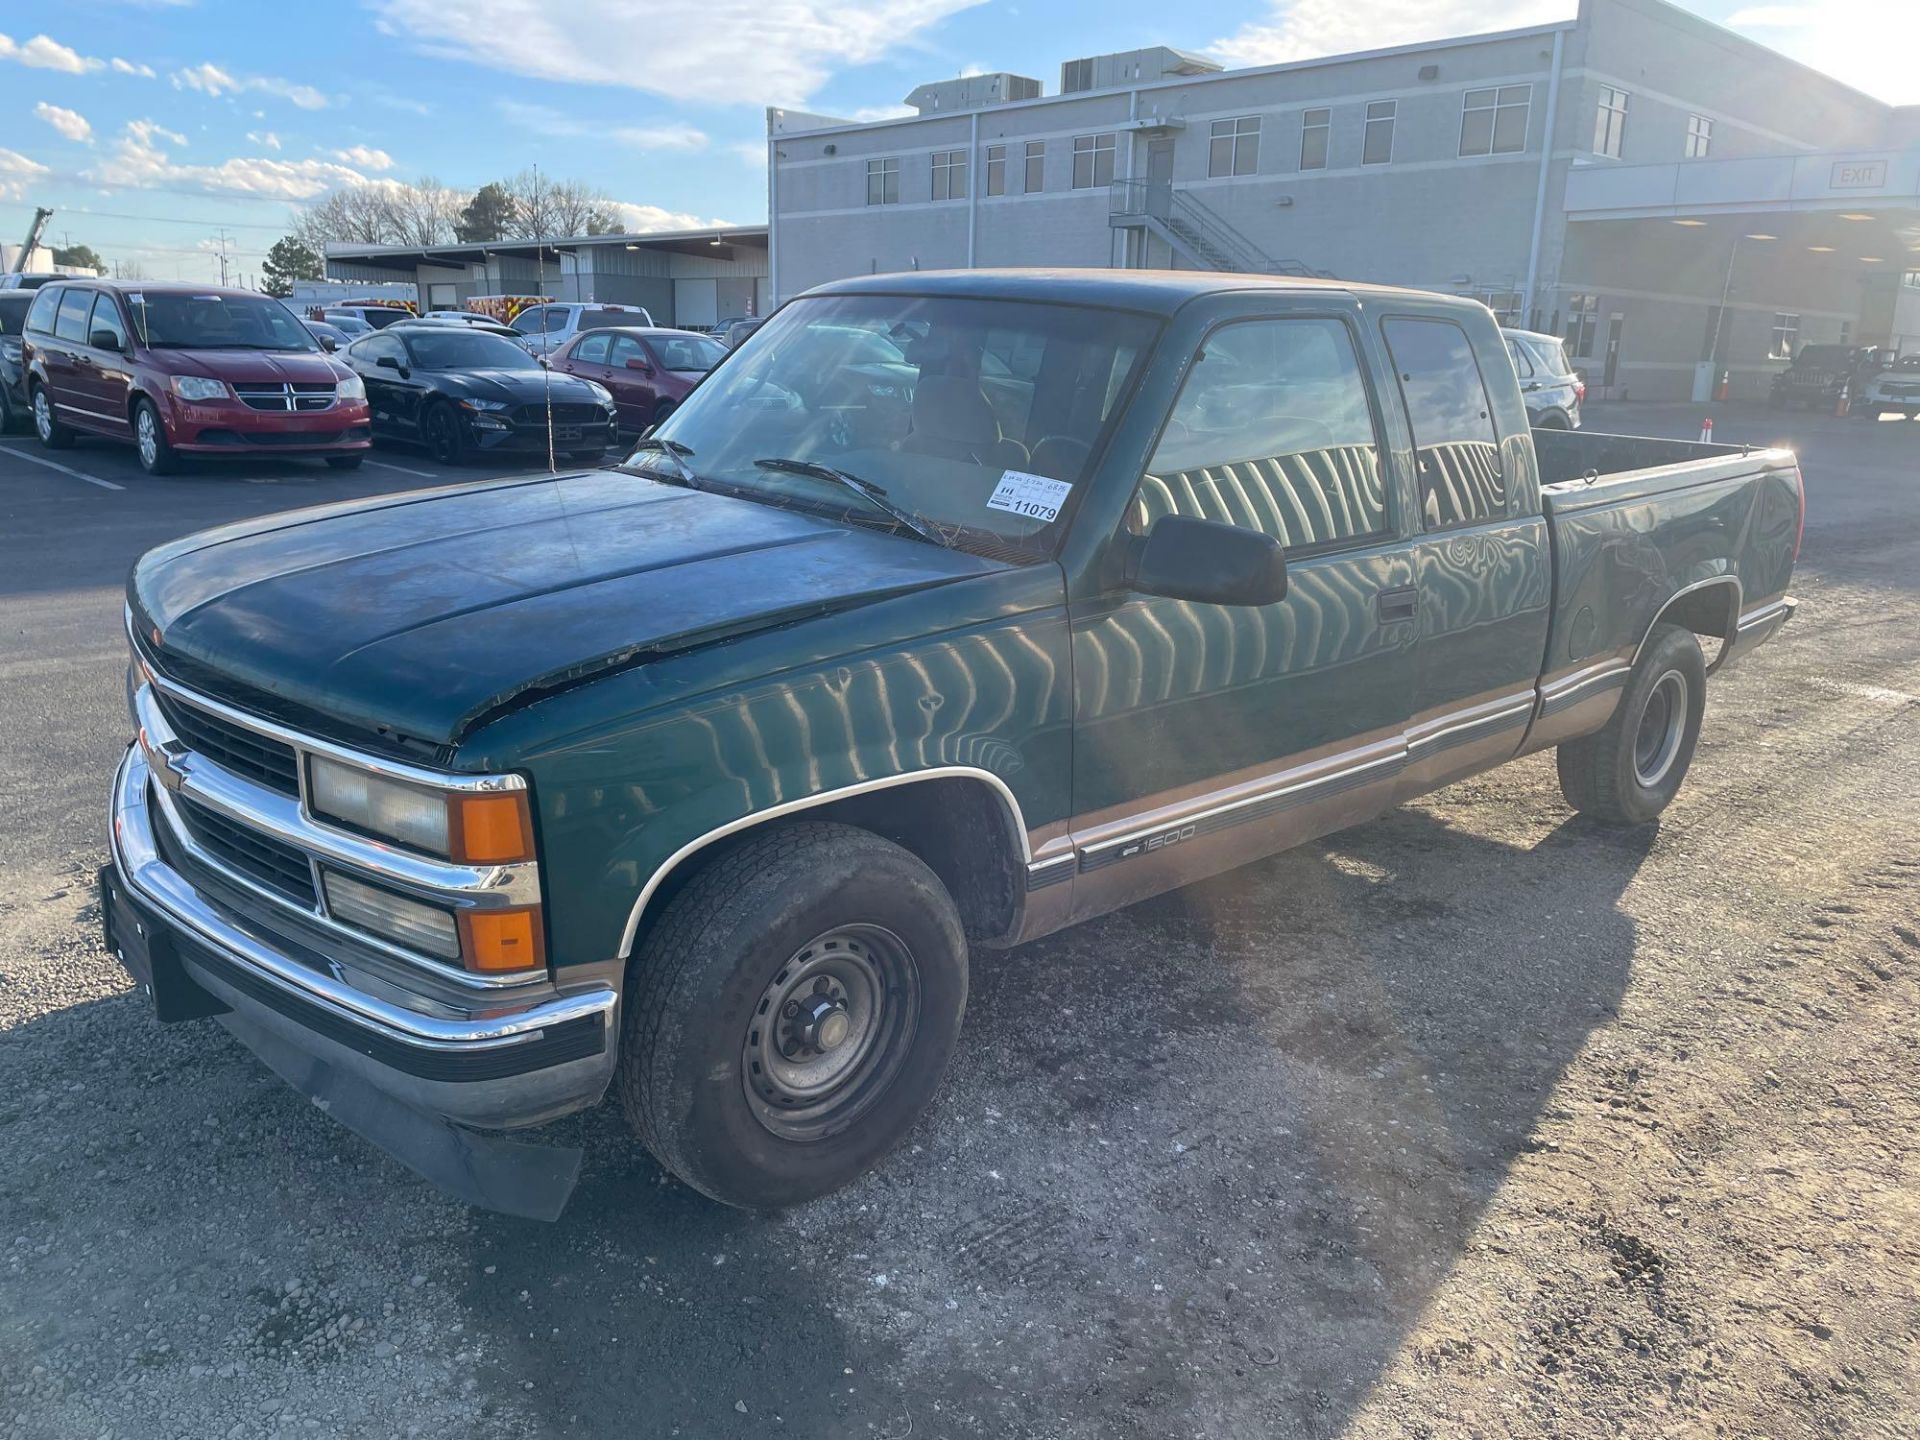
[1537,659,1632,717]
[1736,597,1793,633]
[113,747,615,1050]
[1024,855,1076,891]
[1405,693,1536,753]
[616,767,1033,958]
[127,603,523,796]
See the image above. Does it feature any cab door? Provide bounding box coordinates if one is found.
[1378,312,1551,798]
[605,333,660,431]
[1067,307,1421,921]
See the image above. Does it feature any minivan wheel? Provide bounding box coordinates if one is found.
[32,387,75,450]
[132,400,177,475]
[619,821,968,1209]
[1556,623,1706,826]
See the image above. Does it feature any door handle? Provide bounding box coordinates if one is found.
[1375,586,1418,625]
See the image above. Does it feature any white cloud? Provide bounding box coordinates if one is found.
[87,119,371,199]
[1211,0,1571,68]
[330,144,395,169]
[370,0,984,106]
[1726,0,1920,103]
[111,57,158,77]
[246,130,281,149]
[172,61,330,110]
[495,99,709,152]
[0,147,51,199]
[0,31,106,73]
[34,102,94,143]
[846,103,916,122]
[608,200,738,234]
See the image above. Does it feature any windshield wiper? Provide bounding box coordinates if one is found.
[624,436,702,489]
[753,457,947,548]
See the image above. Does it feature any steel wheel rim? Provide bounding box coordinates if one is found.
[742,925,920,1142]
[1634,670,1688,788]
[33,391,51,441]
[137,410,158,467]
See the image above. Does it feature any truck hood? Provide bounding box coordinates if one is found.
[130,470,1006,747]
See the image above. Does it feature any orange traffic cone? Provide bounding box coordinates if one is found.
[1834,383,1851,419]
[1714,369,1730,402]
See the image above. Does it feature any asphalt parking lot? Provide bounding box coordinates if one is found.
[3,404,1918,1439]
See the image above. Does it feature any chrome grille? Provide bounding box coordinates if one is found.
[173,793,319,906]
[234,382,336,412]
[152,689,300,795]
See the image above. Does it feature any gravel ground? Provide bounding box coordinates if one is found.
[2,407,1916,1438]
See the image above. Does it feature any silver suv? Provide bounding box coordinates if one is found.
[509,302,656,358]
[1503,327,1584,430]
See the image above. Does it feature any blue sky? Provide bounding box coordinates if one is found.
[0,0,1906,281]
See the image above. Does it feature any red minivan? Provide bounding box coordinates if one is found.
[550,325,726,436]
[23,281,371,475]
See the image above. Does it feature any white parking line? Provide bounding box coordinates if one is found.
[363,458,437,479]
[0,445,125,491]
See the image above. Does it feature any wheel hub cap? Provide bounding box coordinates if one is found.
[1634,670,1688,787]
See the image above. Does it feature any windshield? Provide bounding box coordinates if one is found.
[621,293,1159,558]
[0,296,27,337]
[131,293,318,352]
[652,333,726,372]
[1527,336,1572,375]
[403,329,543,371]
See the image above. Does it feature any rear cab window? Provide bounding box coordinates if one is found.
[1382,316,1507,531]
[1135,316,1390,554]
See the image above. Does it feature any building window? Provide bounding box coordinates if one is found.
[1362,101,1397,165]
[1770,313,1801,360]
[1595,86,1629,158]
[866,157,899,206]
[1685,113,1713,159]
[1477,290,1523,325]
[931,149,968,201]
[1564,292,1600,357]
[1209,116,1260,177]
[985,143,1006,196]
[1024,140,1045,193]
[1300,108,1330,170]
[1072,133,1116,189]
[1460,85,1531,156]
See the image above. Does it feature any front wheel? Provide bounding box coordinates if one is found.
[1556,623,1706,825]
[421,403,465,464]
[325,454,365,471]
[618,821,968,1209]
[132,399,177,475]
[31,387,74,450]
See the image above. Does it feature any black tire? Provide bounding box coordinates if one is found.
[652,400,677,428]
[1556,623,1706,826]
[0,388,13,433]
[132,399,177,475]
[619,821,968,1209]
[325,454,365,471]
[1904,409,1918,421]
[1857,405,1881,421]
[421,402,465,464]
[31,386,74,450]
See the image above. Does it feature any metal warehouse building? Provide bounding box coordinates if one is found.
[766,0,1920,401]
[323,225,771,331]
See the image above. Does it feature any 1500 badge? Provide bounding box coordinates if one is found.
[1116,824,1198,860]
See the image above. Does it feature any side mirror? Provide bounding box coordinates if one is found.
[91,329,122,352]
[1128,515,1288,607]
[318,335,339,352]
[625,357,653,373]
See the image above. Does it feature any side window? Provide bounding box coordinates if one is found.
[545,308,571,333]
[573,332,611,363]
[609,334,646,367]
[54,289,94,343]
[510,306,547,335]
[353,334,405,366]
[25,286,62,335]
[1506,338,1535,380]
[87,294,128,350]
[1135,317,1389,554]
[1382,317,1506,531]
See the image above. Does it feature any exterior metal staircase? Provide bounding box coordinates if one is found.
[1109,179,1331,278]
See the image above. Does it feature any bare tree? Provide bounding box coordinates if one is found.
[500,169,621,239]
[384,175,463,246]
[289,172,623,254]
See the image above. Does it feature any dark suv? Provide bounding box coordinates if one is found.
[0,290,31,430]
[1768,344,1878,411]
[24,281,371,475]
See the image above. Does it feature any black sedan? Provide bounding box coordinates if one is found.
[340,324,618,464]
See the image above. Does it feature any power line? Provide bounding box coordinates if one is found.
[0,201,294,233]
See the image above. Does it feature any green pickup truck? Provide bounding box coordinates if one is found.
[104,271,1802,1218]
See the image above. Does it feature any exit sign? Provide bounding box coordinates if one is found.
[1830,159,1888,189]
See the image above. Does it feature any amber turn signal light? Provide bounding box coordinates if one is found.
[458,907,546,974]
[449,791,535,864]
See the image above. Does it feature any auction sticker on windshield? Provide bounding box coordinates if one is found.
[988,470,1073,523]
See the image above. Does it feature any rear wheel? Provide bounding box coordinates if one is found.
[132,400,177,475]
[421,402,465,464]
[1556,623,1706,826]
[618,821,968,1209]
[31,386,74,450]
[1904,408,1918,421]
[652,400,677,428]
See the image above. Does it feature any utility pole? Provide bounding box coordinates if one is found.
[216,228,231,286]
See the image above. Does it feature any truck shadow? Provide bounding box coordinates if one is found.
[468,791,1653,1438]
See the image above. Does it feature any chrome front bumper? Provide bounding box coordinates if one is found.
[108,744,619,1213]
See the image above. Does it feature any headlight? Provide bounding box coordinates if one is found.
[586,382,613,405]
[335,372,365,402]
[458,397,511,412]
[308,755,535,864]
[0,339,21,363]
[322,870,460,960]
[171,375,229,401]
